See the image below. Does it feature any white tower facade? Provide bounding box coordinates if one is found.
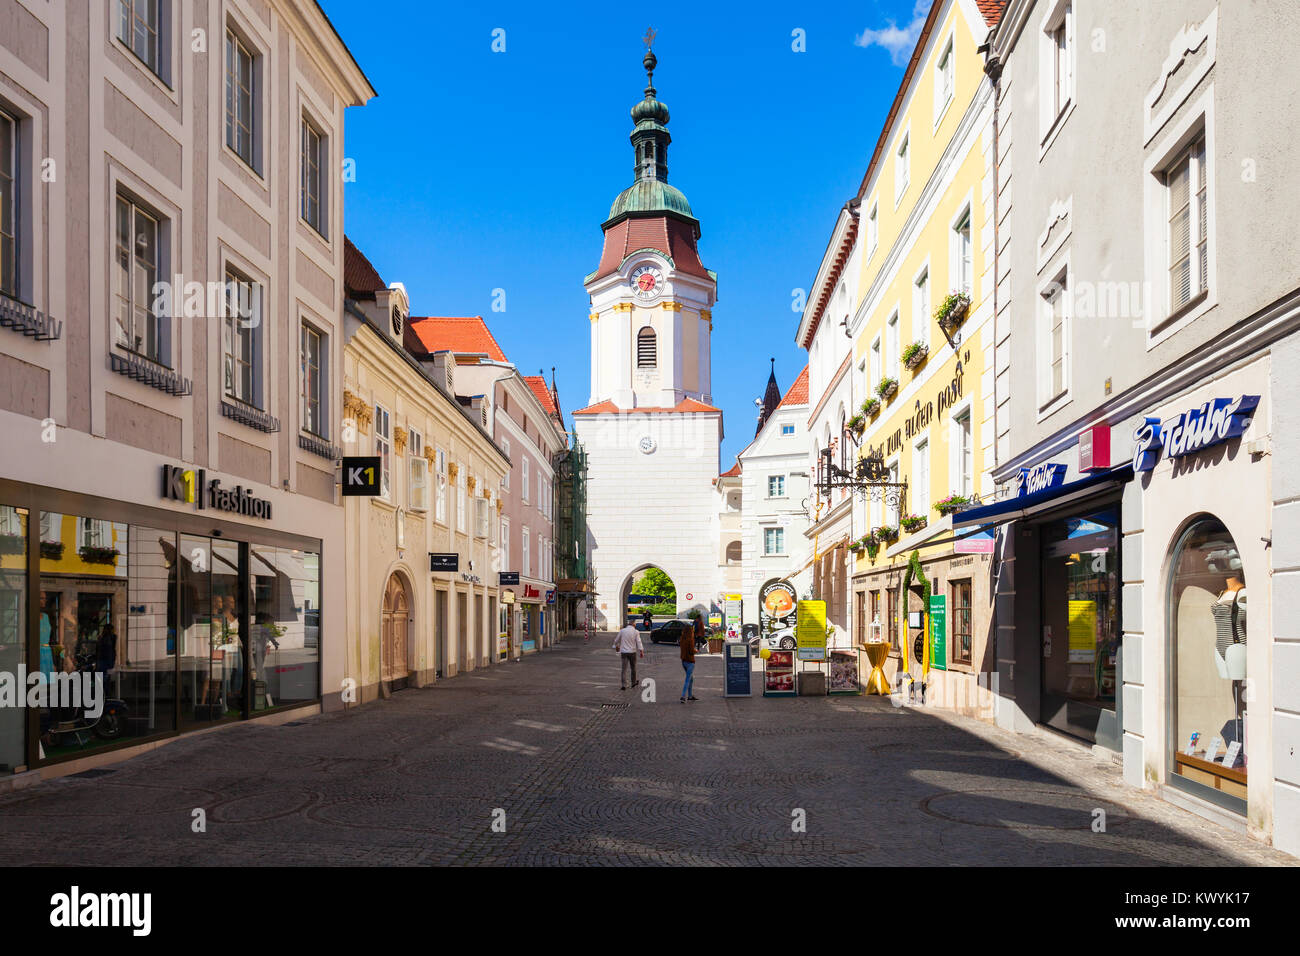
[573,46,723,627]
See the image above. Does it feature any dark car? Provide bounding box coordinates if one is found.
[651,620,707,651]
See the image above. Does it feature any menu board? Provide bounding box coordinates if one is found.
[764,650,796,696]
[828,649,861,695]
[724,642,752,697]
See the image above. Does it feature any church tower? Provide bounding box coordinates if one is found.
[573,41,724,628]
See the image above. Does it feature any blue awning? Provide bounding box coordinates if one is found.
[953,465,1134,529]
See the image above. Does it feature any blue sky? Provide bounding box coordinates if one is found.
[323,0,930,467]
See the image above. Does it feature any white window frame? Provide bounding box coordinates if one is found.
[866,202,879,259]
[456,467,466,534]
[116,0,167,81]
[300,113,327,237]
[781,424,794,436]
[374,404,392,499]
[1038,0,1075,158]
[299,321,326,438]
[887,458,900,527]
[870,337,881,393]
[475,495,489,539]
[500,438,511,489]
[913,438,930,517]
[767,475,786,499]
[435,448,447,524]
[222,264,262,407]
[933,33,955,131]
[521,456,530,503]
[0,107,17,300]
[950,200,973,297]
[113,191,168,365]
[886,310,901,381]
[912,262,930,345]
[950,402,973,499]
[1036,259,1072,419]
[1143,87,1216,347]
[763,526,785,557]
[894,126,911,206]
[408,429,428,512]
[501,516,511,569]
[522,526,531,577]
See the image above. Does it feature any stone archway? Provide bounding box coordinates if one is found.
[620,563,679,626]
[381,570,412,691]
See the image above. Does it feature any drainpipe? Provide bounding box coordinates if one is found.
[982,48,1004,473]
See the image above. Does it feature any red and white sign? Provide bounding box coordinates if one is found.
[523,584,541,599]
[685,592,693,601]
[1079,424,1111,472]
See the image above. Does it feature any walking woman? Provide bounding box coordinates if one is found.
[679,621,697,702]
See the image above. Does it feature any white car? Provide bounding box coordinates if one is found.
[749,626,796,651]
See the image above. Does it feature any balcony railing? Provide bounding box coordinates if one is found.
[109,351,192,396]
[220,399,280,433]
[298,432,340,461]
[0,292,62,341]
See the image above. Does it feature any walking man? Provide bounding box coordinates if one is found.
[613,620,644,690]
[679,622,697,702]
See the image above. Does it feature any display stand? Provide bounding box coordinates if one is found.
[724,641,752,697]
[828,647,863,695]
[763,649,797,697]
[862,641,891,695]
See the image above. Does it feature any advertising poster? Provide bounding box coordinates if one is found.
[759,580,797,633]
[1068,600,1097,662]
[928,595,947,671]
[725,593,743,633]
[764,649,796,696]
[828,649,861,694]
[796,600,827,662]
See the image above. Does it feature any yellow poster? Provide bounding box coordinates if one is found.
[796,600,827,662]
[1068,600,1097,663]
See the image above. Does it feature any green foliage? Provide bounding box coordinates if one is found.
[633,566,676,601]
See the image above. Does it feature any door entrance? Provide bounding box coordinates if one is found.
[382,572,411,691]
[435,589,447,678]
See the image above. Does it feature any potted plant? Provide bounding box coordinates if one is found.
[900,513,928,533]
[874,525,899,544]
[849,537,864,553]
[935,290,971,331]
[862,397,881,417]
[848,413,865,434]
[876,376,898,400]
[902,341,929,369]
[934,493,972,517]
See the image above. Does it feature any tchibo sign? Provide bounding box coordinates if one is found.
[161,465,273,520]
[1132,395,1259,473]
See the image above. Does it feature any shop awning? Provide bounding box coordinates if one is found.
[952,465,1134,531]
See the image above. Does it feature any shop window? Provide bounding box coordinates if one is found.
[1168,516,1247,805]
[0,505,26,771]
[250,545,320,712]
[951,579,972,664]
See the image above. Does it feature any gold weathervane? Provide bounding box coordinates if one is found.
[642,27,657,51]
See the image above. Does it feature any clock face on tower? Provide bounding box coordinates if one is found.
[631,263,663,300]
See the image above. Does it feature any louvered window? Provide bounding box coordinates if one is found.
[637,327,657,368]
[1167,135,1208,312]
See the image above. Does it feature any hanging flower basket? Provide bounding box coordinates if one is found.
[900,513,928,533]
[934,494,972,517]
[874,526,899,544]
[40,541,65,561]
[876,377,898,400]
[78,546,120,565]
[848,414,865,434]
[902,342,929,369]
[848,538,864,553]
[865,539,881,560]
[935,291,971,331]
[862,397,881,417]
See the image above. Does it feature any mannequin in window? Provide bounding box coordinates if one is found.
[1211,575,1246,680]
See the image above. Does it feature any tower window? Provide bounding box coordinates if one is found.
[637,326,657,368]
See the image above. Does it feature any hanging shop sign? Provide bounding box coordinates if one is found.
[340,456,382,496]
[1019,462,1067,497]
[499,571,520,585]
[795,600,828,662]
[429,553,459,572]
[1078,424,1111,473]
[161,464,273,519]
[1132,395,1259,472]
[502,589,516,604]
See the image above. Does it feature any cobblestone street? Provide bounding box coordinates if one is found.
[0,634,1292,867]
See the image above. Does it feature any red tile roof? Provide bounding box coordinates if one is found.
[522,375,558,416]
[976,0,1008,28]
[776,365,810,409]
[406,316,507,362]
[572,397,722,416]
[592,216,711,283]
[719,462,742,478]
[344,236,386,298]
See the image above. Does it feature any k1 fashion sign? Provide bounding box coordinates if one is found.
[1132,395,1259,472]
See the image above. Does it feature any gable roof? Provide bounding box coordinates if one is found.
[976,0,1008,28]
[777,365,810,409]
[406,316,507,362]
[719,461,742,478]
[523,375,558,416]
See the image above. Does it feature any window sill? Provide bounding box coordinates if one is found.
[221,398,280,433]
[1039,100,1075,161]
[1147,289,1212,348]
[223,143,265,183]
[1036,389,1071,424]
[298,432,339,461]
[114,37,175,96]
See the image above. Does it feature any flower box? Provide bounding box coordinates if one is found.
[0,534,22,555]
[874,526,899,543]
[78,546,120,565]
[40,541,65,561]
[902,342,929,369]
[900,514,928,533]
[862,398,881,417]
[876,377,898,400]
[935,291,971,331]
[934,494,972,517]
[848,414,865,434]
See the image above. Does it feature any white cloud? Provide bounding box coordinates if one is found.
[854,0,931,67]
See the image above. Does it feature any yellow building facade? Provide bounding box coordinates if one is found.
[846,0,1001,712]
